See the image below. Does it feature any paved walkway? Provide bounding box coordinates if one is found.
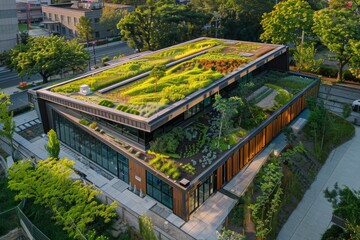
[278,127,360,240]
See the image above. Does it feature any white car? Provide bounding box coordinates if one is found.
[352,99,360,112]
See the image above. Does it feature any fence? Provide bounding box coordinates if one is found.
[0,200,50,240]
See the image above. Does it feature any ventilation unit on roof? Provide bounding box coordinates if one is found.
[79,84,91,95]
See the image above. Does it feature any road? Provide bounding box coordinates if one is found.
[0,41,134,89]
[318,84,360,119]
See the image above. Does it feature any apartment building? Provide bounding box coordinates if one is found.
[34,38,319,221]
[41,0,132,39]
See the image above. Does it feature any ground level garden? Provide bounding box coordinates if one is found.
[225,102,355,240]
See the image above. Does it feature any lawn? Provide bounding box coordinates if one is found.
[51,39,222,93]
[18,23,28,32]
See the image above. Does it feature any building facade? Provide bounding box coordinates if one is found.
[34,38,319,221]
[16,1,43,24]
[41,0,132,39]
[0,0,19,52]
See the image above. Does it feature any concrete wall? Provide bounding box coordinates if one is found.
[0,0,19,52]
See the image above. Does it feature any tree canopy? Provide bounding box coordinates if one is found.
[117,0,209,51]
[77,16,93,43]
[0,91,16,161]
[313,3,360,80]
[2,36,89,83]
[260,0,314,47]
[45,129,60,159]
[100,6,127,37]
[8,158,117,239]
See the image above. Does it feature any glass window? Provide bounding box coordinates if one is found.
[52,111,129,183]
[188,174,216,214]
[146,172,173,209]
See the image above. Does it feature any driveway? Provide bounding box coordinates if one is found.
[278,127,360,240]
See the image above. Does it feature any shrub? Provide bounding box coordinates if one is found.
[89,121,97,129]
[321,225,344,240]
[79,118,89,125]
[98,99,115,108]
[101,56,109,65]
[150,127,185,154]
[342,103,352,118]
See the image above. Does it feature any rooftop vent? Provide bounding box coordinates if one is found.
[240,52,254,57]
[179,178,190,187]
[79,84,91,95]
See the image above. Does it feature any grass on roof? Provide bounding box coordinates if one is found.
[51,39,223,93]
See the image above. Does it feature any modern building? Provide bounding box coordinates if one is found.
[33,38,319,221]
[0,0,19,52]
[41,0,133,39]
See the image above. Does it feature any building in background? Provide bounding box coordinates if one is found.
[16,0,43,24]
[41,0,133,39]
[0,0,19,52]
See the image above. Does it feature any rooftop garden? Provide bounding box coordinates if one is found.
[53,40,277,118]
[77,71,315,181]
[51,39,222,93]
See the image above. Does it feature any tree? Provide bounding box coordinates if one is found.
[149,64,166,92]
[45,129,60,159]
[77,16,93,49]
[100,6,127,37]
[213,94,243,147]
[117,0,157,51]
[7,158,117,239]
[139,214,156,240]
[216,227,245,240]
[260,0,314,47]
[0,92,16,161]
[313,3,360,80]
[2,36,89,83]
[293,44,323,72]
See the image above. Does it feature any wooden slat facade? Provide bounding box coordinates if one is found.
[181,82,319,221]
[129,161,146,194]
[173,188,185,219]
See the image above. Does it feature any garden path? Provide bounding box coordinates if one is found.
[277,127,360,240]
[256,90,278,109]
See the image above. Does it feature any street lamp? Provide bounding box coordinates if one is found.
[213,11,221,38]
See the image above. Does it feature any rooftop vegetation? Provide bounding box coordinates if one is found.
[145,71,315,179]
[51,39,222,93]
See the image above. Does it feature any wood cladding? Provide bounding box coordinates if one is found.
[173,188,184,219]
[129,161,146,194]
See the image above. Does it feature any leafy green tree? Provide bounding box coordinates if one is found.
[139,214,156,240]
[118,0,209,51]
[216,227,245,240]
[349,40,360,79]
[2,36,89,83]
[260,0,314,47]
[0,92,16,161]
[213,94,243,147]
[293,44,323,72]
[77,16,93,48]
[117,0,157,51]
[149,64,166,92]
[45,129,60,159]
[313,3,360,80]
[7,158,118,239]
[100,6,127,37]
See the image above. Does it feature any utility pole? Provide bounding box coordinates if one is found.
[92,44,96,66]
[213,11,221,38]
[26,0,31,31]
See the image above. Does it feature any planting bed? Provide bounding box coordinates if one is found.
[141,71,314,180]
[50,39,277,118]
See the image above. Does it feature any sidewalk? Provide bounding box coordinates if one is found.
[278,127,360,240]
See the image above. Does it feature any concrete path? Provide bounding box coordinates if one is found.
[278,127,360,240]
